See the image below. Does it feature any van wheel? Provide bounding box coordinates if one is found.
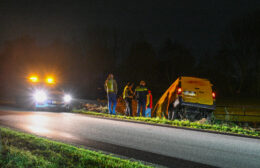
[178,107,186,120]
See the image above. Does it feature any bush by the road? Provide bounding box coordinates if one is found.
[0,127,152,168]
[73,109,260,137]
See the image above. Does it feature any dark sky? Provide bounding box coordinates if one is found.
[1,0,260,56]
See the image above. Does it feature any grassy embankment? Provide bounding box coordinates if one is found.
[0,127,152,168]
[72,109,260,137]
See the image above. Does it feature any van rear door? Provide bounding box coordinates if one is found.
[181,77,213,105]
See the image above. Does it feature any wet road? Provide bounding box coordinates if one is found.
[0,107,260,168]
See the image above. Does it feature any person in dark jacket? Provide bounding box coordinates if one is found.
[123,82,134,116]
[135,80,148,117]
[104,74,117,115]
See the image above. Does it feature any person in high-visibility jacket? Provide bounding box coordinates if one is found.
[104,74,118,115]
[135,80,148,117]
[123,82,134,116]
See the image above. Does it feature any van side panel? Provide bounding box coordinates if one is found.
[181,77,213,106]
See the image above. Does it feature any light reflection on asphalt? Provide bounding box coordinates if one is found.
[26,114,51,134]
[23,113,79,141]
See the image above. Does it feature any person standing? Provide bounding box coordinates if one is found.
[135,80,148,117]
[145,90,153,117]
[123,82,134,116]
[104,74,117,115]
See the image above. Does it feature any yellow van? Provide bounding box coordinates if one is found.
[170,77,216,121]
[153,76,216,121]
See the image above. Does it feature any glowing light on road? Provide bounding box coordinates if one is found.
[25,114,78,139]
[27,126,50,134]
[26,115,51,134]
[30,115,49,124]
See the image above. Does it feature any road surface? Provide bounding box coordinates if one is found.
[0,107,260,168]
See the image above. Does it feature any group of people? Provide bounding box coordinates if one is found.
[104,74,152,117]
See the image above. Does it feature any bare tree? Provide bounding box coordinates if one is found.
[219,11,260,96]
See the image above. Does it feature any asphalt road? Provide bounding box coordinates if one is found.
[0,107,260,168]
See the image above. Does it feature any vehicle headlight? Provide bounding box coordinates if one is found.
[34,90,47,103]
[64,94,72,103]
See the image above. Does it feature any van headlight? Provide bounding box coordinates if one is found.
[34,90,47,103]
[64,94,72,103]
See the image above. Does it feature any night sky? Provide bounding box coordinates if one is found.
[0,0,260,56]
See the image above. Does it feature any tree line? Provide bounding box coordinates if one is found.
[0,11,260,99]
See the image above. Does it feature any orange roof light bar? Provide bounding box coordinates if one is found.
[46,77,55,84]
[29,76,39,82]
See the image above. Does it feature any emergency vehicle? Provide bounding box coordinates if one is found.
[15,74,73,111]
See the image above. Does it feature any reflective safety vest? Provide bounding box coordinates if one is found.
[135,86,148,100]
[123,86,128,99]
[135,86,148,92]
[106,79,114,92]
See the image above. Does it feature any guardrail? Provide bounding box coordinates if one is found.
[214,105,260,123]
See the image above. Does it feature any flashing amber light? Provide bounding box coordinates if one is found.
[29,76,39,82]
[177,87,182,95]
[212,92,216,99]
[46,77,55,84]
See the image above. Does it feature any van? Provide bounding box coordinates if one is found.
[153,76,216,121]
[169,77,216,121]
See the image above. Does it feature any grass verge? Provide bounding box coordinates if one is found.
[73,109,260,137]
[0,127,152,168]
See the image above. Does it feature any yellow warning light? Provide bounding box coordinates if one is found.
[29,76,39,82]
[46,77,55,84]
